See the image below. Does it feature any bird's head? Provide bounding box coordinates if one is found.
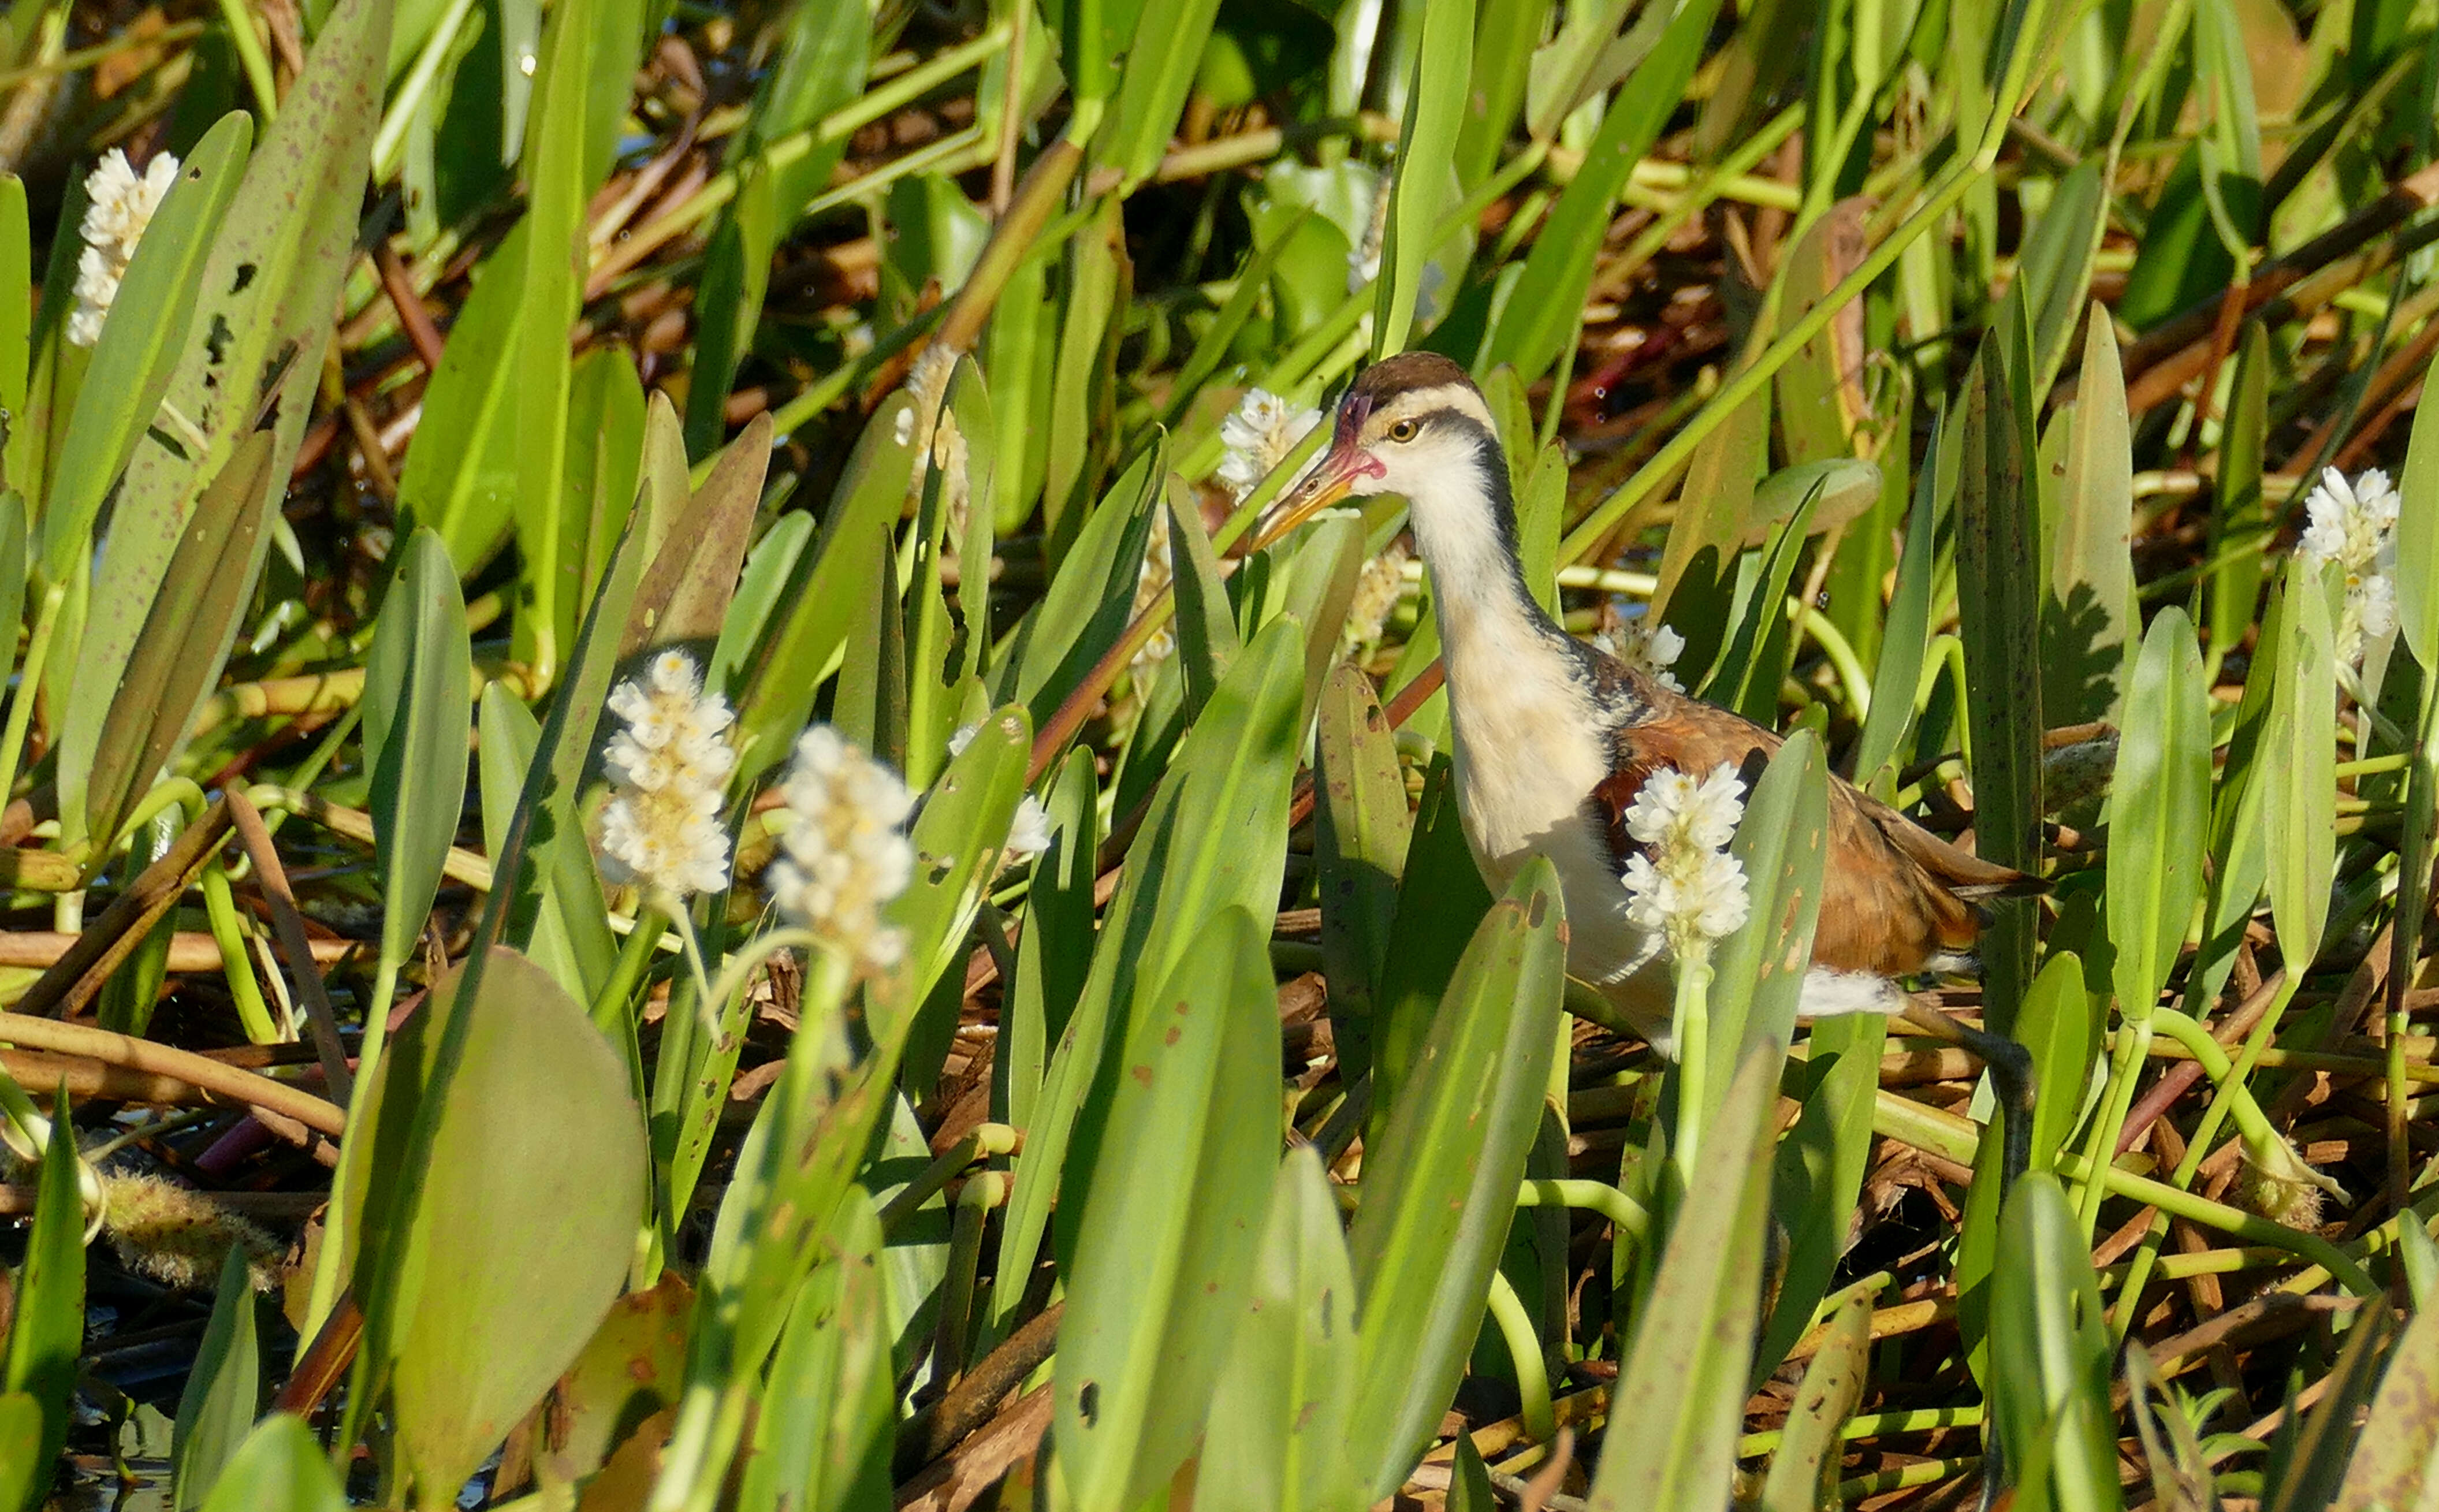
[1253,351,1505,550]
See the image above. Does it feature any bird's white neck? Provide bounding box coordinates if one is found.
[1397,435,1611,887]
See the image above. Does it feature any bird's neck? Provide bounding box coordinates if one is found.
[1404,442,1566,668]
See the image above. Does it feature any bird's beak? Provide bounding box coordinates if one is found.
[1249,406,1382,552]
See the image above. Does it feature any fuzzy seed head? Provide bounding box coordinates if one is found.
[2297,465,2402,663]
[1216,388,1322,500]
[102,1171,282,1292]
[1620,763,1751,954]
[769,727,917,973]
[70,148,180,348]
[598,651,737,899]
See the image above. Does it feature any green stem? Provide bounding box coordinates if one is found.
[1671,947,1715,1180]
[370,0,479,178]
[1484,1267,1555,1443]
[2076,1012,2150,1239]
[1517,1177,1651,1246]
[200,859,280,1044]
[0,583,64,810]
[880,1123,1020,1231]
[213,0,279,121]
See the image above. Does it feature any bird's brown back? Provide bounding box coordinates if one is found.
[1585,657,2036,978]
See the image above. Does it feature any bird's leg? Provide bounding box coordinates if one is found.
[1897,997,2034,1193]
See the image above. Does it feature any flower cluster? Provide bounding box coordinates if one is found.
[1595,617,1688,692]
[1619,763,1751,955]
[70,148,180,348]
[948,723,1054,860]
[2296,465,2400,665]
[769,726,917,973]
[598,651,737,900]
[1130,508,1178,675]
[1343,542,1411,653]
[1216,388,1321,500]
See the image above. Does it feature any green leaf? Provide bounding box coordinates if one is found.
[1759,1288,1870,1512]
[2263,565,2337,969]
[999,748,1100,1133]
[732,394,920,785]
[39,114,251,583]
[995,616,1306,1333]
[2334,1291,2439,1509]
[476,684,614,1008]
[171,1247,259,1512]
[1314,662,1412,1088]
[2398,319,2439,670]
[557,347,646,661]
[70,429,278,863]
[1586,1046,1783,1509]
[2107,608,2212,1020]
[1987,1174,2121,1512]
[1370,0,1472,357]
[1165,478,1240,720]
[2013,165,2107,400]
[1,1098,82,1481]
[1954,325,2043,1032]
[1368,753,1494,1143]
[347,949,647,1507]
[624,412,771,658]
[533,1272,691,1489]
[96,0,392,716]
[2014,951,2097,1175]
[2210,321,2272,671]
[1099,0,1224,191]
[736,1192,894,1512]
[195,1415,346,1512]
[1853,419,1945,787]
[684,166,779,458]
[1710,728,1831,1069]
[1753,1010,1882,1383]
[1479,0,1723,383]
[880,703,1031,1034]
[2045,304,2135,727]
[362,529,474,985]
[0,1392,42,1512]
[1202,1146,1368,1512]
[1004,441,1163,728]
[1055,907,1278,1510]
[1346,857,1565,1499]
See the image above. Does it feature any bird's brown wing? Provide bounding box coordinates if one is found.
[1585,662,2038,978]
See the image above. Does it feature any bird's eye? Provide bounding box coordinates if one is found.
[1386,418,1420,442]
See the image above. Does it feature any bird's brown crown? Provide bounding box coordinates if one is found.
[1347,351,1474,405]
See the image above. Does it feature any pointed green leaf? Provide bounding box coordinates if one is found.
[1,1098,81,1482]
[196,1416,345,1512]
[2106,608,2211,1021]
[171,1247,259,1512]
[363,528,473,981]
[737,1192,894,1512]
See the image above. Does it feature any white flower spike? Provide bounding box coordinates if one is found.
[1619,762,1751,954]
[70,148,180,348]
[2297,465,2402,664]
[1216,388,1322,501]
[769,726,917,974]
[598,651,738,900]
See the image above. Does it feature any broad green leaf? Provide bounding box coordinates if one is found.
[709,509,812,699]
[1368,753,1494,1145]
[195,1416,346,1512]
[1004,441,1163,727]
[1202,1146,1367,1512]
[1455,0,1554,188]
[1346,857,1565,1499]
[2397,324,2439,669]
[1479,0,1723,383]
[1987,1175,2121,1512]
[685,166,779,457]
[97,0,392,733]
[732,393,920,785]
[1772,200,1874,468]
[2264,565,2337,969]
[1166,479,1239,720]
[1752,1010,1882,1383]
[878,703,1030,1038]
[1042,199,1126,561]
[2014,951,2097,1175]
[1954,325,2042,1033]
[170,1247,259,1512]
[534,1272,691,1489]
[1586,1046,1782,1509]
[996,617,1306,1331]
[1,1098,81,1480]
[1759,1288,1871,1512]
[2264,1303,2400,1511]
[558,347,646,661]
[2334,1293,2439,1509]
[998,747,1099,1133]
[1314,662,1412,1088]
[348,949,646,1508]
[1704,475,1819,724]
[0,176,26,490]
[70,429,277,863]
[362,530,474,988]
[1055,907,1278,1510]
[2046,305,2135,727]
[2106,608,2210,1018]
[737,1192,893,1512]
[1370,0,1472,357]
[39,114,250,582]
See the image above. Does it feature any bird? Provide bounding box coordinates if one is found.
[1258,352,2040,1134]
